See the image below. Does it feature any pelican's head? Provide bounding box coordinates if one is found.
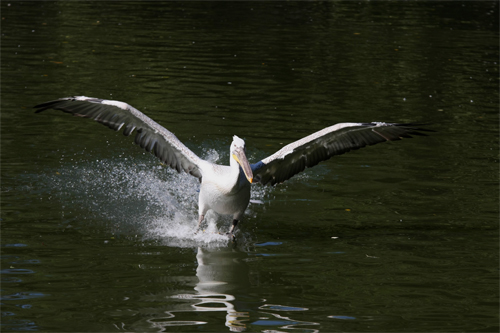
[231,135,253,184]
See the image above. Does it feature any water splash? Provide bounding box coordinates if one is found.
[43,148,271,247]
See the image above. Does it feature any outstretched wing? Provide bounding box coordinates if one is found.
[35,96,204,179]
[251,122,432,186]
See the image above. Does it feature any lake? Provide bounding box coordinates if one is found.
[1,1,498,332]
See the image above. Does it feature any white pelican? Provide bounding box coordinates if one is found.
[34,96,432,236]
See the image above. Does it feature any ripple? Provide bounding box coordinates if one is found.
[259,304,308,311]
[255,241,283,247]
[148,319,207,326]
[0,318,39,331]
[0,269,34,275]
[10,259,40,265]
[1,292,47,301]
[328,315,357,320]
[253,319,299,326]
[1,277,23,283]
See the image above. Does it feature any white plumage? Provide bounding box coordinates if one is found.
[35,96,432,236]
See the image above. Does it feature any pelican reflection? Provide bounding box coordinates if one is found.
[125,245,318,332]
[190,247,251,331]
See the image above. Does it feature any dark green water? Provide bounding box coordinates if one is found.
[1,1,498,332]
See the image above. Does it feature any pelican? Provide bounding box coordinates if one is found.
[34,96,432,236]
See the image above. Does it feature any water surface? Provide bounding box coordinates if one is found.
[1,2,498,332]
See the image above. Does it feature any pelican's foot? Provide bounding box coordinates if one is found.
[226,219,238,238]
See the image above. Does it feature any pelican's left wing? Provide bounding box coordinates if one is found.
[34,96,204,179]
[251,122,432,186]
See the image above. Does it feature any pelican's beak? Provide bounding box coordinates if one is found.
[232,148,253,184]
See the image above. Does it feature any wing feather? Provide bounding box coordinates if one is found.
[35,96,204,179]
[251,122,433,186]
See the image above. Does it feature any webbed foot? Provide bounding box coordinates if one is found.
[226,219,239,239]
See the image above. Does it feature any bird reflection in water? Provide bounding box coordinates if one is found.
[136,246,319,332]
[189,247,250,331]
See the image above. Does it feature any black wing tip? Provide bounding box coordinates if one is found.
[34,100,59,111]
[34,97,73,113]
[33,96,104,113]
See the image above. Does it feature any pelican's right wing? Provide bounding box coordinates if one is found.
[251,122,432,186]
[35,96,204,179]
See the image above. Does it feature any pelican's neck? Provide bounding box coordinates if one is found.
[229,154,241,178]
[228,155,246,189]
[229,153,238,170]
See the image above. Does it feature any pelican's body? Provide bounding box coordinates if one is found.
[199,164,251,217]
[197,155,252,232]
[35,96,432,236]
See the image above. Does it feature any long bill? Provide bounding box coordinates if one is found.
[232,148,253,184]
